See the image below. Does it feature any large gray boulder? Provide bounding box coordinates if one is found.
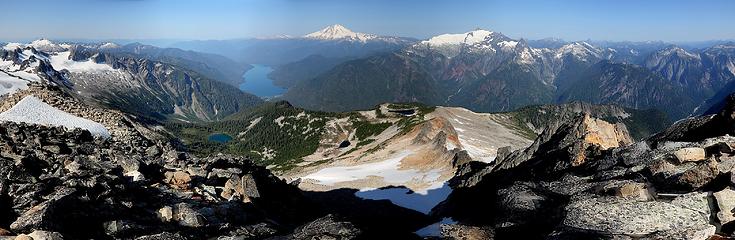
[561,197,715,238]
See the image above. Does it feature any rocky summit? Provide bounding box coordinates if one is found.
[0,86,369,239]
[433,93,735,239]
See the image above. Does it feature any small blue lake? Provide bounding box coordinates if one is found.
[239,64,286,98]
[208,133,233,143]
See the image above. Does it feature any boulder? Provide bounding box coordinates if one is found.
[145,146,161,157]
[561,197,714,237]
[133,232,187,240]
[288,215,360,240]
[598,181,655,200]
[221,174,260,203]
[677,158,719,189]
[717,154,735,173]
[496,182,548,223]
[440,224,494,240]
[157,206,174,222]
[27,230,64,240]
[714,188,735,225]
[117,156,141,173]
[214,223,278,239]
[14,235,32,240]
[104,220,145,237]
[165,171,192,189]
[674,147,706,163]
[671,192,712,217]
[124,170,145,182]
[10,200,55,232]
[705,142,735,157]
[173,203,205,228]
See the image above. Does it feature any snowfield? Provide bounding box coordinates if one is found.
[49,51,116,73]
[0,71,31,96]
[302,150,444,193]
[0,95,111,138]
[421,29,493,46]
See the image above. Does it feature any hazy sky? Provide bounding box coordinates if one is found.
[1,0,733,42]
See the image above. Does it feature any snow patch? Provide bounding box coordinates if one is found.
[27,39,67,52]
[421,29,493,46]
[2,42,23,51]
[0,71,31,96]
[498,40,518,50]
[0,96,110,138]
[98,42,120,49]
[49,51,116,73]
[303,150,444,193]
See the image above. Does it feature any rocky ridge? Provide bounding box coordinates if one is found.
[432,94,735,239]
[0,86,363,239]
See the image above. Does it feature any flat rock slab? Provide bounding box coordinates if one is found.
[563,197,712,237]
[674,147,706,163]
[714,188,735,225]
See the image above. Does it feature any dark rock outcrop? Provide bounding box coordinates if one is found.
[435,102,735,239]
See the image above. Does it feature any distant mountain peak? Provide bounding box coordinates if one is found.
[304,24,376,42]
[421,29,495,46]
[656,46,700,59]
[2,39,69,52]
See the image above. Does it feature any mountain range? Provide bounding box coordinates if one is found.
[1,39,262,122]
[270,27,735,120]
[2,23,735,239]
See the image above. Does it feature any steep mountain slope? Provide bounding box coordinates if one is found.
[283,53,441,111]
[497,101,670,140]
[644,45,735,102]
[267,54,352,88]
[103,43,253,87]
[2,41,263,121]
[446,61,555,112]
[558,60,697,119]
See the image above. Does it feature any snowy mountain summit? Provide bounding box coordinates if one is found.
[304,24,377,42]
[421,29,494,46]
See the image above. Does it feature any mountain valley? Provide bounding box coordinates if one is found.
[1,19,735,239]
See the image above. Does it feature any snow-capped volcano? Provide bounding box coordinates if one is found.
[304,24,377,42]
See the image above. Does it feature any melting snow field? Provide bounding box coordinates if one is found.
[0,95,110,138]
[0,71,30,96]
[49,52,116,73]
[302,150,452,213]
[422,30,493,46]
[303,150,444,191]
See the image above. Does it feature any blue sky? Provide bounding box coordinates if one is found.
[0,0,733,42]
